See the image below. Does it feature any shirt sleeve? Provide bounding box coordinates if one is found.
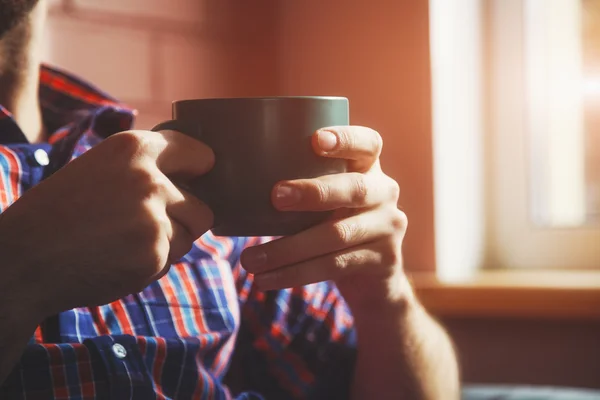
[228,236,357,400]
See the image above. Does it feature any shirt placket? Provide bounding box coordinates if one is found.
[85,335,155,398]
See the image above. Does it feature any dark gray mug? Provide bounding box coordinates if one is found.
[152,96,349,237]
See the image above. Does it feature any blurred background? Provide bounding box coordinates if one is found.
[43,0,600,396]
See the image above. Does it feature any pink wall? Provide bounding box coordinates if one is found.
[44,0,279,128]
[275,1,435,271]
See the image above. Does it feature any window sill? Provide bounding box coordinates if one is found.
[409,269,600,319]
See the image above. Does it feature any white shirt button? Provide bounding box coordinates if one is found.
[112,343,127,359]
[34,148,50,166]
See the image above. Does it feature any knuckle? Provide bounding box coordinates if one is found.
[350,174,369,205]
[332,253,350,271]
[388,177,400,201]
[336,128,352,151]
[333,221,353,243]
[314,180,331,204]
[128,166,160,199]
[138,206,165,244]
[332,220,364,244]
[147,173,171,196]
[390,209,408,233]
[111,131,152,158]
[332,252,359,274]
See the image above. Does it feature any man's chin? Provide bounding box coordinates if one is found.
[0,0,40,38]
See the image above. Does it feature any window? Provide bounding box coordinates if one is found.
[430,0,600,280]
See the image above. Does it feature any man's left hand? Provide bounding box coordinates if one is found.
[241,126,408,309]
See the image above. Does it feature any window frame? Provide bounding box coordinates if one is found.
[430,0,600,280]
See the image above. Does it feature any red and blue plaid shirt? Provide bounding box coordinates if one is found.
[0,66,356,400]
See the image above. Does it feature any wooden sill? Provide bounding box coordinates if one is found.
[409,270,600,319]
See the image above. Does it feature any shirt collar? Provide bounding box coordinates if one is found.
[0,64,137,145]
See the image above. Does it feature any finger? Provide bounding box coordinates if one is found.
[148,259,175,283]
[142,188,204,264]
[118,130,215,178]
[312,126,383,172]
[168,220,196,263]
[155,130,215,178]
[165,187,212,262]
[272,172,400,211]
[165,184,214,240]
[148,168,214,240]
[252,240,396,291]
[241,207,407,274]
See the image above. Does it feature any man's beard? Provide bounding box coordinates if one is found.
[0,0,39,38]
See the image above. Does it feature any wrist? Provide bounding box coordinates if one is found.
[338,269,419,320]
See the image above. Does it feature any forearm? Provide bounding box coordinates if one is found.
[349,276,460,400]
[0,252,46,385]
[0,299,40,385]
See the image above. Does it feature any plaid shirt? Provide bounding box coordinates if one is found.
[0,66,356,400]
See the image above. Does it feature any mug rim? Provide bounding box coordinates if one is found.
[173,96,348,105]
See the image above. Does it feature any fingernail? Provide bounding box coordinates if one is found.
[242,250,267,270]
[317,130,338,152]
[275,185,301,208]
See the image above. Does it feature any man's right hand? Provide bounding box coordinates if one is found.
[0,129,214,322]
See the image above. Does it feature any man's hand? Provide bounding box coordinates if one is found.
[0,129,215,319]
[240,126,459,400]
[240,126,407,308]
